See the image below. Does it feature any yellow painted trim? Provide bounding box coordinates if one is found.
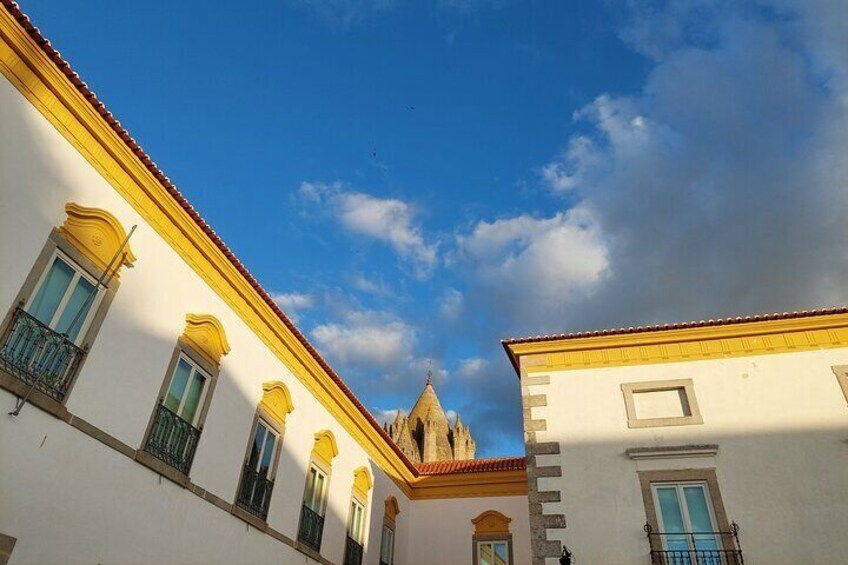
[471,510,512,535]
[384,495,400,524]
[181,314,230,366]
[410,469,528,500]
[58,202,136,276]
[506,313,848,373]
[312,430,339,468]
[353,466,373,499]
[0,10,418,494]
[259,381,294,430]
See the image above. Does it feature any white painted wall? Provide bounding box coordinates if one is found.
[531,347,848,565]
[406,496,531,565]
[0,60,531,565]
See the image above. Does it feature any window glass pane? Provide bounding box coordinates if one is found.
[656,486,689,553]
[305,468,316,508]
[29,257,74,325]
[247,422,267,471]
[494,542,508,564]
[259,428,276,476]
[180,370,205,424]
[54,276,96,340]
[479,542,494,565]
[684,485,719,551]
[164,358,192,412]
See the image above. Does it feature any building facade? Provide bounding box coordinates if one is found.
[0,3,528,564]
[2,3,848,565]
[504,312,848,565]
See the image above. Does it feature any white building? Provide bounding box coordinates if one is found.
[504,311,848,564]
[0,3,528,564]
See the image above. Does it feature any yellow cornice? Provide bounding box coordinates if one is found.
[506,313,848,373]
[0,9,415,495]
[409,469,528,500]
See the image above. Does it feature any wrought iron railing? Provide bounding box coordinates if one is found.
[236,466,275,520]
[0,307,86,401]
[144,403,201,475]
[298,504,325,553]
[646,523,744,565]
[344,535,364,565]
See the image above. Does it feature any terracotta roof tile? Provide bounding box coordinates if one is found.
[502,307,848,346]
[0,1,425,473]
[416,457,526,475]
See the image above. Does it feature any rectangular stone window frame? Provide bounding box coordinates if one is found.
[136,339,220,485]
[0,230,120,414]
[621,378,703,428]
[831,365,848,405]
[379,519,396,565]
[472,534,514,565]
[638,468,732,552]
[231,410,285,529]
[296,457,333,557]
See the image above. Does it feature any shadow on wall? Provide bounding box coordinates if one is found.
[0,106,387,565]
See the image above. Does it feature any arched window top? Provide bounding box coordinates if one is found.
[353,466,373,498]
[259,381,294,429]
[58,202,136,276]
[471,510,512,536]
[181,313,230,366]
[384,495,400,524]
[312,430,339,467]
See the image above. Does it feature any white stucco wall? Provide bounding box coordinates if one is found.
[0,58,533,565]
[406,496,531,565]
[531,347,848,564]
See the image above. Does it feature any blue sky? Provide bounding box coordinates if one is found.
[23,0,848,456]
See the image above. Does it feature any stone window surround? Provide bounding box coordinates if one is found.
[831,365,848,405]
[230,408,286,530]
[380,519,396,565]
[621,378,704,429]
[295,454,334,560]
[472,533,514,565]
[0,533,16,565]
[637,468,732,551]
[0,229,121,416]
[136,338,221,486]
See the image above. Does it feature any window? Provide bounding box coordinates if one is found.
[477,540,510,565]
[299,464,329,552]
[27,253,100,343]
[236,419,279,520]
[139,315,228,480]
[305,465,329,514]
[471,511,513,565]
[621,379,703,428]
[380,524,395,565]
[348,499,366,542]
[652,482,720,555]
[639,469,743,565]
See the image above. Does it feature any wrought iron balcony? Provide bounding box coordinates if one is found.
[236,466,275,520]
[344,535,364,565]
[0,306,86,401]
[645,523,744,565]
[298,504,325,553]
[144,403,201,475]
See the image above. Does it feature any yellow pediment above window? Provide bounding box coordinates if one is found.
[58,202,136,276]
[353,466,373,498]
[181,314,230,366]
[260,381,294,429]
[472,510,512,535]
[312,430,339,467]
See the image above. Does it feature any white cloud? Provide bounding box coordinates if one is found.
[290,0,396,27]
[438,288,464,321]
[456,357,488,379]
[300,181,438,277]
[373,408,400,426]
[311,309,416,370]
[456,206,609,324]
[271,292,315,323]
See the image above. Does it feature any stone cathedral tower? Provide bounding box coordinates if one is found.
[384,373,476,464]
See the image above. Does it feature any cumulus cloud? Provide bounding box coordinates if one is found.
[289,0,396,27]
[438,288,464,321]
[271,292,315,323]
[301,181,438,277]
[456,357,488,379]
[311,309,416,370]
[456,206,609,325]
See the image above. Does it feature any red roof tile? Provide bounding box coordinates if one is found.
[416,457,526,475]
[502,307,848,346]
[0,1,426,472]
